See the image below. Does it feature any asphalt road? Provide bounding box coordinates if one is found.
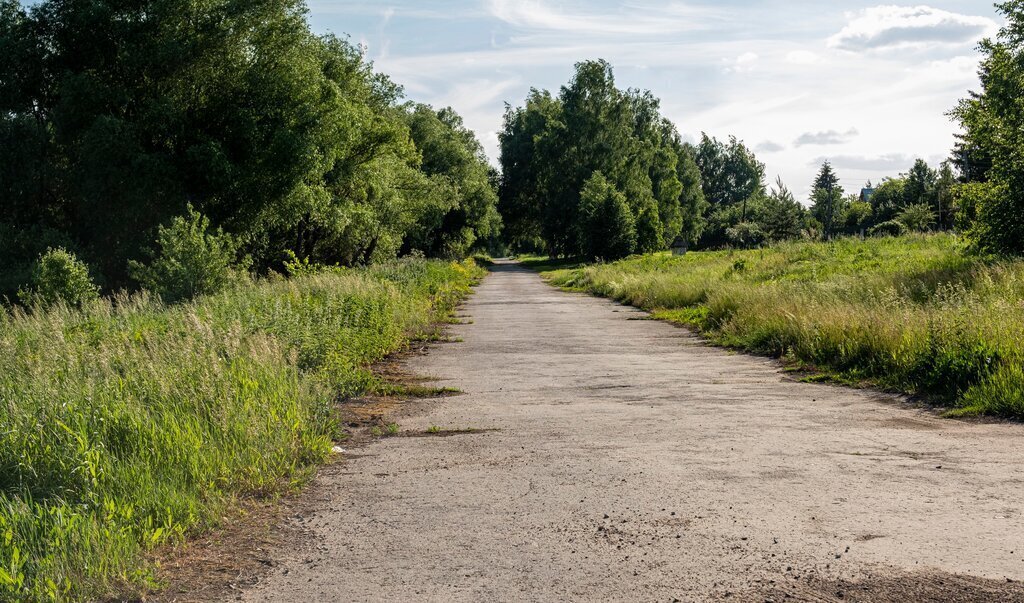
[241,260,1024,602]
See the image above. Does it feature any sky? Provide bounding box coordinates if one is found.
[306,1,1002,201]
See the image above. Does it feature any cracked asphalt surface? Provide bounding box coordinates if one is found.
[240,260,1024,602]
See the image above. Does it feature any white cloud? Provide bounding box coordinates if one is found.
[786,50,821,65]
[724,51,759,73]
[794,128,859,147]
[828,5,997,51]
[487,0,718,36]
[756,141,786,153]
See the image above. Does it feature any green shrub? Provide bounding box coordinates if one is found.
[282,250,343,277]
[17,248,99,308]
[868,220,906,237]
[725,221,765,249]
[957,181,1024,255]
[130,207,246,303]
[0,224,78,301]
[897,203,936,232]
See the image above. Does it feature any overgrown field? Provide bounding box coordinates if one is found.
[0,258,483,601]
[543,235,1024,418]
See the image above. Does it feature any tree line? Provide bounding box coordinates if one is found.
[497,60,705,260]
[3,0,1023,300]
[499,2,1024,259]
[0,0,500,301]
[495,61,963,260]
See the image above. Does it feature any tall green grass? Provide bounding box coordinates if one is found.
[0,258,483,601]
[545,235,1024,418]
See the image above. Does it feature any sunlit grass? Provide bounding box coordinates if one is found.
[0,258,483,601]
[543,234,1024,418]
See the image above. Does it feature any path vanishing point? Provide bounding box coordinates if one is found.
[242,260,1024,602]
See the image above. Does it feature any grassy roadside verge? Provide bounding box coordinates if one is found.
[0,258,484,601]
[538,234,1024,418]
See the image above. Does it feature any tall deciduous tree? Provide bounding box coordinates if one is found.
[904,159,938,208]
[403,105,501,258]
[692,134,765,247]
[951,0,1024,254]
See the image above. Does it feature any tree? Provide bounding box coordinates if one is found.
[904,159,938,208]
[692,134,765,248]
[497,90,561,251]
[757,177,806,241]
[577,172,637,260]
[935,162,957,229]
[497,60,706,257]
[725,222,765,249]
[693,134,765,215]
[673,141,708,246]
[951,1,1024,254]
[402,105,501,258]
[18,248,99,308]
[129,207,246,303]
[809,161,844,237]
[870,178,906,225]
[950,137,993,183]
[0,0,499,295]
[843,199,874,234]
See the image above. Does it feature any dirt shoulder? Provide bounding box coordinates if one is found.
[142,344,460,602]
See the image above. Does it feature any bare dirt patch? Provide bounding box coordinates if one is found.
[753,569,1024,602]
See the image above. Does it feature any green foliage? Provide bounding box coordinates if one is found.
[18,248,99,308]
[544,235,1024,418]
[577,172,637,260]
[130,208,245,303]
[402,105,501,259]
[898,203,937,232]
[673,143,708,245]
[694,134,765,209]
[693,134,765,247]
[634,198,664,253]
[809,161,845,237]
[0,258,482,601]
[282,250,342,278]
[952,1,1024,254]
[843,200,874,233]
[904,159,937,206]
[0,0,496,292]
[870,178,907,224]
[936,162,957,229]
[0,225,78,301]
[497,60,704,257]
[724,222,765,249]
[756,178,807,242]
[868,220,908,237]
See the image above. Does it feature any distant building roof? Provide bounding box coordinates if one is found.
[860,187,876,202]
